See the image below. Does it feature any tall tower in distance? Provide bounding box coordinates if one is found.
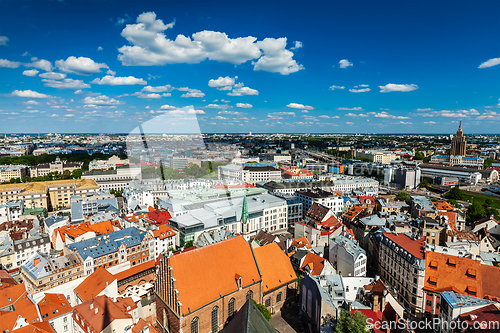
[450,121,467,156]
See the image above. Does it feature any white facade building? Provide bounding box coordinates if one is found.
[329,235,367,277]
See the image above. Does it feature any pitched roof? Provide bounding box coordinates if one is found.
[114,259,155,282]
[300,252,326,276]
[221,299,277,333]
[169,236,261,315]
[253,243,296,293]
[290,237,311,249]
[480,264,500,301]
[343,205,365,221]
[151,224,176,240]
[38,293,72,321]
[147,209,172,225]
[73,295,132,333]
[433,201,455,211]
[305,203,330,222]
[74,267,117,302]
[8,322,55,333]
[383,232,426,260]
[437,211,458,230]
[0,283,41,330]
[457,303,500,332]
[131,318,160,333]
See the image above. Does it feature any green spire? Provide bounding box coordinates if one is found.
[241,193,249,224]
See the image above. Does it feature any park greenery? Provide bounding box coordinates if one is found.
[334,309,367,333]
[395,190,411,203]
[445,186,500,222]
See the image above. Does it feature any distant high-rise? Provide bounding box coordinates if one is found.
[450,122,466,156]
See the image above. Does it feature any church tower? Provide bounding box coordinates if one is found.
[450,122,466,156]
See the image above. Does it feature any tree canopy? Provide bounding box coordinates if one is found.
[335,309,367,333]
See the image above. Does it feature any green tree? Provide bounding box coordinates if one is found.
[335,309,367,333]
[484,158,495,169]
[467,201,486,222]
[414,151,426,161]
[420,179,429,188]
[395,190,411,202]
[184,240,194,248]
[72,169,83,179]
[251,300,271,321]
[62,170,72,180]
[445,186,463,201]
[447,199,461,209]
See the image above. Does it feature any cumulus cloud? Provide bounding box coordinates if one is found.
[398,121,412,125]
[118,12,303,75]
[370,111,409,119]
[219,110,242,115]
[27,59,53,72]
[236,103,252,108]
[417,109,479,118]
[91,75,147,85]
[56,56,108,75]
[345,112,369,117]
[82,95,123,105]
[379,83,418,93]
[346,122,354,125]
[337,107,363,111]
[416,108,433,111]
[339,59,353,68]
[268,112,295,116]
[23,100,39,105]
[319,115,339,119]
[0,59,22,68]
[132,92,162,99]
[22,69,39,76]
[178,88,205,98]
[227,84,258,96]
[43,78,91,89]
[349,88,370,93]
[160,104,177,110]
[478,57,500,69]
[39,72,66,80]
[0,36,8,46]
[291,41,303,50]
[187,109,205,114]
[208,76,237,90]
[287,103,314,110]
[476,111,499,120]
[329,85,345,90]
[11,90,51,98]
[424,121,436,124]
[142,85,172,93]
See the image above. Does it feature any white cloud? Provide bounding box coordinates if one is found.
[349,88,371,93]
[346,122,354,125]
[118,12,303,75]
[91,75,147,85]
[0,59,22,68]
[11,90,51,98]
[339,59,353,68]
[42,78,91,89]
[345,112,368,117]
[39,72,66,80]
[56,56,108,75]
[253,38,304,75]
[82,95,123,105]
[416,108,433,111]
[219,111,242,115]
[369,111,409,119]
[418,109,480,118]
[478,57,500,69]
[227,84,258,96]
[214,116,227,120]
[359,84,369,87]
[65,114,74,117]
[23,100,39,105]
[208,76,237,90]
[236,103,252,108]
[27,59,53,71]
[291,41,303,50]
[98,46,103,51]
[160,104,177,110]
[319,115,340,119]
[205,104,231,109]
[269,112,295,116]
[0,36,8,46]
[132,92,162,99]
[302,110,308,113]
[187,109,205,114]
[74,90,83,94]
[22,69,39,76]
[477,111,499,120]
[424,121,436,124]
[178,88,205,98]
[337,107,363,111]
[329,85,345,90]
[379,83,418,93]
[287,103,314,110]
[142,85,172,93]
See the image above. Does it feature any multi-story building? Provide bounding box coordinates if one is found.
[430,155,484,168]
[450,122,467,156]
[38,293,74,333]
[378,232,426,317]
[67,227,154,275]
[20,252,84,294]
[218,163,282,185]
[0,200,23,223]
[30,156,83,178]
[295,189,343,216]
[70,191,118,224]
[150,224,177,259]
[0,179,99,211]
[81,165,141,191]
[13,232,51,268]
[155,236,296,333]
[329,235,367,277]
[0,164,28,182]
[356,150,397,164]
[169,193,288,246]
[88,155,129,171]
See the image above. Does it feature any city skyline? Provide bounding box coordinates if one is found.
[0,0,499,134]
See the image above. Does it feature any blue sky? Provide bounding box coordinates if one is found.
[0,0,499,134]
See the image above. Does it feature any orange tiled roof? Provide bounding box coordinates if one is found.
[114,259,155,281]
[169,236,261,315]
[115,296,138,313]
[437,211,458,231]
[317,215,342,229]
[74,267,117,303]
[343,205,364,220]
[384,232,426,259]
[132,318,160,333]
[38,293,72,321]
[480,264,500,300]
[152,224,176,240]
[90,219,119,235]
[0,283,41,330]
[300,252,325,276]
[424,251,483,297]
[73,295,132,332]
[254,242,296,293]
[433,201,455,211]
[7,322,55,333]
[290,237,311,249]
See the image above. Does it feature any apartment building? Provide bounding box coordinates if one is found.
[218,163,282,185]
[20,252,84,294]
[329,235,367,277]
[0,164,28,182]
[356,150,397,164]
[0,179,99,211]
[30,156,83,178]
[81,165,141,191]
[88,155,129,171]
[378,232,427,317]
[295,189,343,215]
[13,232,51,268]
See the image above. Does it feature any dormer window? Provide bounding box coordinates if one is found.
[235,273,242,290]
[466,269,476,279]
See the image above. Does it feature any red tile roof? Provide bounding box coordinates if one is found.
[74,267,117,303]
[433,201,455,211]
[290,237,311,249]
[254,243,296,293]
[152,224,176,240]
[300,252,325,276]
[147,209,172,225]
[73,295,132,333]
[343,206,365,221]
[457,303,500,332]
[437,211,458,231]
[132,318,160,333]
[169,236,261,315]
[114,259,155,282]
[38,293,72,321]
[383,232,426,259]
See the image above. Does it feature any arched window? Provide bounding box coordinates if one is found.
[191,317,199,333]
[265,297,271,307]
[246,290,253,302]
[276,292,282,303]
[211,306,219,333]
[228,298,235,317]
